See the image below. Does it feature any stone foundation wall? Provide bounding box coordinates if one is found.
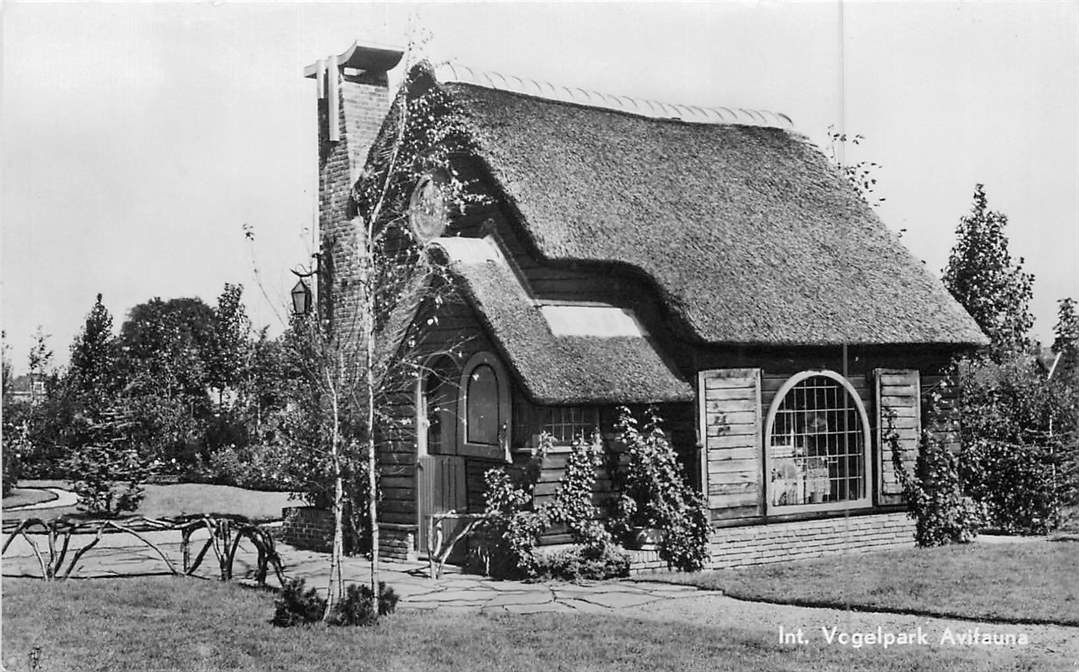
[628,512,914,575]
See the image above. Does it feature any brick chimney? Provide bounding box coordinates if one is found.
[305,42,403,334]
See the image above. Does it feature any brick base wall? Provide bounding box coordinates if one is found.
[279,507,335,552]
[628,512,914,575]
[380,526,418,562]
[279,508,419,562]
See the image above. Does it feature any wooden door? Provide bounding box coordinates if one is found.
[416,455,467,556]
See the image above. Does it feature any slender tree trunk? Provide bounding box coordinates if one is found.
[323,373,344,621]
[361,255,380,616]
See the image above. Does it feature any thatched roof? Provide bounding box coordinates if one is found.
[425,74,987,347]
[431,237,693,405]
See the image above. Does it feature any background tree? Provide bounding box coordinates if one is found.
[942,184,1035,358]
[1052,297,1079,376]
[27,326,53,403]
[2,331,25,494]
[58,295,124,466]
[207,283,253,404]
[67,294,123,409]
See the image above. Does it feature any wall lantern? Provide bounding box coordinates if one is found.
[289,252,320,317]
[290,278,312,316]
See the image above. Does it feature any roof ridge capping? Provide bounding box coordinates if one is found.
[433,61,794,129]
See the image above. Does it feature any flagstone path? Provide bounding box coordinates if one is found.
[0,527,706,614]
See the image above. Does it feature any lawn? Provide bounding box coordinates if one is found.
[638,540,1079,625]
[2,488,58,509]
[3,481,303,524]
[1,576,1065,672]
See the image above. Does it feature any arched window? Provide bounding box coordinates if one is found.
[466,364,499,445]
[417,356,458,456]
[764,371,870,512]
[458,352,512,459]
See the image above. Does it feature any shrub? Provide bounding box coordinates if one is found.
[531,544,630,582]
[473,458,548,579]
[2,451,17,497]
[475,432,630,580]
[66,442,151,516]
[547,432,612,550]
[273,578,398,627]
[612,407,709,572]
[2,423,25,497]
[885,410,982,546]
[326,582,399,626]
[272,578,325,627]
[961,439,1064,534]
[199,443,298,491]
[953,354,1079,534]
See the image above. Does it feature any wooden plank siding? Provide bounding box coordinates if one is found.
[875,369,921,504]
[698,369,763,521]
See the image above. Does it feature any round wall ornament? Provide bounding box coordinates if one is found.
[408,174,449,244]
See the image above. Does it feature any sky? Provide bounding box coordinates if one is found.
[3,1,1077,373]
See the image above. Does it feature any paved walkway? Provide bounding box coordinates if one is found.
[3,487,78,511]
[267,544,706,614]
[1,529,705,614]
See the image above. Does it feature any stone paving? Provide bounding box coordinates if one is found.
[1,527,709,614]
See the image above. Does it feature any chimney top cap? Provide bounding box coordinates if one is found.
[304,41,404,78]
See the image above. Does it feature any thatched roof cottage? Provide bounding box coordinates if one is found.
[302,42,987,570]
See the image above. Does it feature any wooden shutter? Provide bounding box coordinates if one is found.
[874,369,921,505]
[698,368,763,521]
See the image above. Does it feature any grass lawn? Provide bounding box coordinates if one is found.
[639,540,1079,625]
[1,576,1065,671]
[3,481,303,524]
[2,488,58,509]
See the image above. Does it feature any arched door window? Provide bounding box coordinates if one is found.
[418,356,458,456]
[458,352,512,460]
[764,371,870,513]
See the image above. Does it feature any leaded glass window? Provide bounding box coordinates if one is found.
[767,373,868,508]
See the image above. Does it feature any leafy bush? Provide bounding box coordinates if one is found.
[200,443,297,491]
[612,407,709,572]
[326,582,399,626]
[473,451,548,579]
[475,432,629,580]
[960,439,1066,534]
[272,578,398,627]
[2,449,18,497]
[2,417,27,497]
[66,442,151,516]
[272,578,325,627]
[885,410,982,546]
[531,544,630,582]
[954,355,1079,533]
[547,432,612,550]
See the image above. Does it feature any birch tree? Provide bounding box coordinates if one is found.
[267,52,479,621]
